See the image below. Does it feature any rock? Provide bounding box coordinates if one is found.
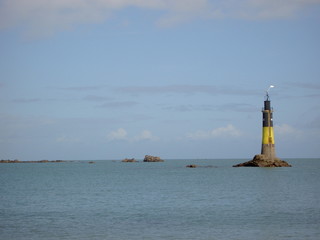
[88,161,95,164]
[0,159,67,163]
[39,160,49,163]
[186,164,217,168]
[1,159,21,163]
[233,154,291,167]
[186,164,197,168]
[121,158,137,163]
[143,155,164,162]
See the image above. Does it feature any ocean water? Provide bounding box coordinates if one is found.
[0,159,319,240]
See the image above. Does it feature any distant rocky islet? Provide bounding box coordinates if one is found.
[0,159,67,163]
[233,154,291,167]
[121,158,138,163]
[121,155,164,163]
[2,155,291,168]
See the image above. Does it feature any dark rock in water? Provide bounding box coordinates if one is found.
[121,158,137,163]
[0,159,21,163]
[88,161,95,164]
[143,155,164,162]
[186,164,197,168]
[186,164,217,168]
[0,159,67,163]
[233,154,291,167]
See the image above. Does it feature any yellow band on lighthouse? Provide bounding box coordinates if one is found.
[262,127,275,144]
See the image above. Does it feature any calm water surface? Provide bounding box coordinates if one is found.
[1,159,319,240]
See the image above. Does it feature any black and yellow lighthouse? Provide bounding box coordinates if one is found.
[261,88,276,161]
[233,85,291,167]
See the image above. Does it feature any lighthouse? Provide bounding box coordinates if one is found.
[261,85,276,161]
[233,85,291,167]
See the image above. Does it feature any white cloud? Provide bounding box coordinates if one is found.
[187,124,242,140]
[1,0,319,37]
[107,128,128,141]
[0,0,208,36]
[274,124,303,137]
[107,128,158,141]
[205,0,320,20]
[134,130,158,141]
[155,0,210,27]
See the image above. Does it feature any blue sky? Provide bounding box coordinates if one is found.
[1,0,320,160]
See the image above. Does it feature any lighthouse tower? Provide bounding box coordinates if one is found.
[233,85,291,167]
[261,90,276,161]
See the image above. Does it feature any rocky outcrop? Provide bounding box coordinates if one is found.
[186,164,197,168]
[121,158,137,163]
[0,159,21,163]
[0,159,67,163]
[186,164,217,168]
[143,155,164,162]
[233,154,291,167]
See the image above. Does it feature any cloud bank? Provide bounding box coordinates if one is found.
[187,124,242,140]
[107,128,128,141]
[274,123,303,137]
[1,0,319,36]
[107,128,158,141]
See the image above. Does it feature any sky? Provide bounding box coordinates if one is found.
[0,0,320,160]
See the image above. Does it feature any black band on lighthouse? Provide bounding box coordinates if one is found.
[264,100,271,110]
[263,112,273,127]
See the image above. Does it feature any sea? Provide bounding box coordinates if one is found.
[0,158,319,240]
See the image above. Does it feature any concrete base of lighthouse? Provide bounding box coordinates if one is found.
[233,154,291,167]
